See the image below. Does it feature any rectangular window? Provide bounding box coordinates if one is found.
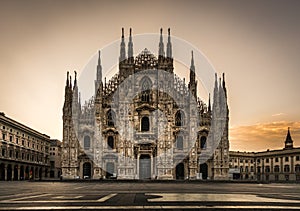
[16,138,19,144]
[285,157,289,162]
[2,134,6,140]
[1,149,5,156]
[9,136,13,142]
[266,158,269,163]
[9,150,13,157]
[22,140,25,145]
[296,156,300,161]
[275,157,279,162]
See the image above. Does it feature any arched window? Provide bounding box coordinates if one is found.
[284,165,290,172]
[175,111,185,126]
[84,136,90,150]
[107,110,115,127]
[295,164,300,173]
[176,136,183,150]
[274,165,280,172]
[200,136,207,149]
[141,116,150,132]
[141,78,151,102]
[107,136,114,149]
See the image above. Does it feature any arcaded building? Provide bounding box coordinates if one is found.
[0,112,51,180]
[61,28,230,180]
[229,128,300,181]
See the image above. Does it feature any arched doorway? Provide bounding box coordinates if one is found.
[30,167,34,180]
[39,168,43,180]
[35,167,39,179]
[45,168,48,178]
[83,162,92,179]
[20,166,24,180]
[25,166,29,180]
[14,165,18,180]
[176,163,184,180]
[200,163,208,179]
[106,162,115,179]
[50,170,55,178]
[0,163,5,180]
[139,154,151,179]
[7,164,12,181]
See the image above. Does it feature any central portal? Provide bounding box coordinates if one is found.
[139,154,151,179]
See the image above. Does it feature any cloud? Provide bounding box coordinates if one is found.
[271,113,286,117]
[229,121,300,152]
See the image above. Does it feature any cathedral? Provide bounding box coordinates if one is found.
[61,28,230,180]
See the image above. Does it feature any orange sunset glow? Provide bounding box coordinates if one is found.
[0,0,299,152]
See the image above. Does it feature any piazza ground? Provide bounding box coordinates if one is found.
[0,181,300,210]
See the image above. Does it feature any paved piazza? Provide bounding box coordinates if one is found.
[0,181,300,210]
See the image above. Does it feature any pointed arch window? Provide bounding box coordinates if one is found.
[141,78,151,102]
[141,116,150,132]
[107,109,115,127]
[200,136,207,149]
[84,136,90,150]
[107,136,114,149]
[175,110,185,126]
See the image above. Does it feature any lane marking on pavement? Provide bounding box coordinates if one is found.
[74,186,85,189]
[97,193,117,202]
[8,193,51,201]
[146,193,300,203]
[53,195,83,199]
[0,193,34,200]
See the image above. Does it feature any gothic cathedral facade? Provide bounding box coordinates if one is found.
[61,28,230,180]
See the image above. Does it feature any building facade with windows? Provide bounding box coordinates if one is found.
[0,112,51,180]
[229,128,300,182]
[61,28,230,180]
[49,139,62,179]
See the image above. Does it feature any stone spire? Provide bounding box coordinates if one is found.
[222,73,227,98]
[119,28,126,62]
[213,73,219,109]
[284,127,294,149]
[95,50,103,97]
[66,71,69,87]
[166,28,172,58]
[97,50,102,81]
[190,51,195,82]
[208,93,211,112]
[128,28,133,59]
[188,51,197,98]
[158,28,165,57]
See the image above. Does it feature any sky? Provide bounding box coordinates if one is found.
[0,0,299,151]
